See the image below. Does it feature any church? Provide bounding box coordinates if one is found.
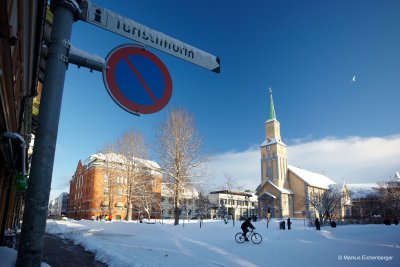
[256,89,338,219]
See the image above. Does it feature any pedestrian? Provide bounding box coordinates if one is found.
[315,218,321,231]
[287,218,291,230]
[109,213,113,221]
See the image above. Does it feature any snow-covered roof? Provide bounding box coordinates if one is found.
[288,165,335,189]
[265,119,278,124]
[347,183,379,199]
[256,180,293,194]
[267,180,294,194]
[259,191,277,199]
[260,137,286,147]
[87,153,160,170]
[162,184,199,197]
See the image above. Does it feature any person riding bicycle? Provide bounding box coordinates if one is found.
[241,217,255,241]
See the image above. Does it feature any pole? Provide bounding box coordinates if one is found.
[16,1,79,266]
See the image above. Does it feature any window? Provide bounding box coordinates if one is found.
[103,188,109,196]
[117,189,123,196]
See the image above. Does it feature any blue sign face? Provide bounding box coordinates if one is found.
[103,44,172,115]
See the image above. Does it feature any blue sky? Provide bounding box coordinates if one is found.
[50,0,400,199]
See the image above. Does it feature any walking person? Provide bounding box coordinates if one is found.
[287,218,291,230]
[315,218,321,231]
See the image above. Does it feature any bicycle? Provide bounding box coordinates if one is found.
[235,229,262,244]
[4,228,17,248]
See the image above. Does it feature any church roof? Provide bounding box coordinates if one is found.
[267,87,276,121]
[288,165,335,189]
[256,180,294,195]
[268,180,294,194]
[259,192,277,199]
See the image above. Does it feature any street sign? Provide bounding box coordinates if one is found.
[103,44,172,115]
[82,1,220,73]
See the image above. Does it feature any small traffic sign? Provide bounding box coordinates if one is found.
[83,2,220,73]
[301,211,306,216]
[103,44,172,115]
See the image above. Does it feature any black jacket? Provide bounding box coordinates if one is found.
[241,218,255,230]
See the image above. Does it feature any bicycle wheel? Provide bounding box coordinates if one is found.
[5,235,16,248]
[251,233,262,244]
[235,232,245,243]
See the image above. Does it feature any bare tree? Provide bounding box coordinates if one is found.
[134,168,161,220]
[307,185,342,223]
[196,192,211,219]
[114,130,149,221]
[99,145,123,217]
[219,173,237,219]
[155,108,207,225]
[375,181,400,219]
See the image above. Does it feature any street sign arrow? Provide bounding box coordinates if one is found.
[81,1,220,73]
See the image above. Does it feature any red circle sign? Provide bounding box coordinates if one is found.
[103,44,172,114]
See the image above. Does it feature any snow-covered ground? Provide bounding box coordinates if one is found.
[1,218,399,267]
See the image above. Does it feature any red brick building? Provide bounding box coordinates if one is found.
[68,153,162,220]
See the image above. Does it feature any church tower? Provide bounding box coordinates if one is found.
[260,88,288,189]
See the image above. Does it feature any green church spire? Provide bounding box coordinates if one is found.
[268,86,276,120]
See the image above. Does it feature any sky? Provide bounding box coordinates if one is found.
[3,219,399,266]
[50,0,400,200]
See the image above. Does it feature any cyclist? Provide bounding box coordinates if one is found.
[241,217,255,241]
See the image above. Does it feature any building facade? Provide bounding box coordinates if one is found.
[208,190,258,220]
[68,153,162,220]
[348,177,400,223]
[161,185,200,219]
[0,0,46,245]
[49,192,69,216]
[256,89,337,219]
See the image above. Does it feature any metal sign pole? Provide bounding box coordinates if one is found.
[16,1,79,266]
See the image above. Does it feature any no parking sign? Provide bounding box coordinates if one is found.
[103,44,172,115]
